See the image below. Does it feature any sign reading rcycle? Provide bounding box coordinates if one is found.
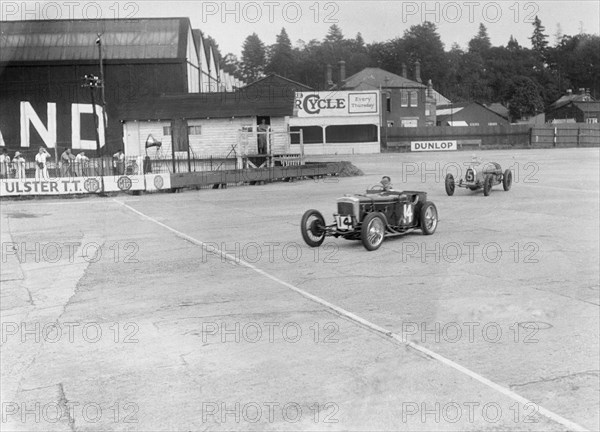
[294,91,379,117]
[411,140,457,152]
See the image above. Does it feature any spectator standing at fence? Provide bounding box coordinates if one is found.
[13,151,26,179]
[60,148,75,177]
[35,147,51,180]
[0,148,10,179]
[113,150,125,175]
[75,152,90,177]
[257,119,270,155]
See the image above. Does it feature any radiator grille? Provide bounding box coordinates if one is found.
[337,202,355,216]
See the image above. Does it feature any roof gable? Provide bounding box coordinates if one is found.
[342,67,426,90]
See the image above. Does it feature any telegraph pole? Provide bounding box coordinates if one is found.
[82,74,102,162]
[96,34,107,130]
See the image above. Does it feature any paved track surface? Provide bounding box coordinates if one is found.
[1,148,598,431]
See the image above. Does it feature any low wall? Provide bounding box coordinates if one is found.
[0,163,342,197]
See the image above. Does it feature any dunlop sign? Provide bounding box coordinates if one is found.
[411,140,457,152]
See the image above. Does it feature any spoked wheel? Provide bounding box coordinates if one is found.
[361,212,386,251]
[445,174,455,196]
[300,209,326,247]
[503,169,512,191]
[420,202,438,235]
[483,174,493,196]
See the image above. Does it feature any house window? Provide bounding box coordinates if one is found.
[401,91,408,107]
[386,96,391,112]
[586,118,598,124]
[188,125,202,135]
[163,126,171,136]
[242,125,254,132]
[488,122,498,126]
[470,122,480,126]
[409,91,418,107]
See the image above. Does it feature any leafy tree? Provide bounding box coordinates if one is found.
[507,76,544,119]
[222,53,242,80]
[265,28,295,77]
[402,22,447,87]
[240,33,266,83]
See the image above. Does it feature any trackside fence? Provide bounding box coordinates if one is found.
[383,124,600,151]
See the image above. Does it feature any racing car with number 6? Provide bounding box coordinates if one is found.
[301,185,438,251]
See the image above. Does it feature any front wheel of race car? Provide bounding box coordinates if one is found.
[420,202,438,235]
[483,174,493,196]
[445,174,455,196]
[503,169,512,191]
[361,212,386,251]
[301,209,326,247]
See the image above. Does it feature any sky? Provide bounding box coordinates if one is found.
[2,1,599,57]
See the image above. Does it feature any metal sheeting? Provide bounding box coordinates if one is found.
[0,19,183,62]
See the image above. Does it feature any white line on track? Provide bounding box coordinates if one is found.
[114,198,590,432]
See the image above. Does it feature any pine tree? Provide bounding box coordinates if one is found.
[324,24,344,44]
[240,33,266,83]
[530,16,549,53]
[468,23,491,54]
[265,28,295,77]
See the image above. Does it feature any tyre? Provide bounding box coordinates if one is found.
[301,209,326,247]
[361,212,386,251]
[503,169,512,191]
[483,174,493,196]
[420,202,438,235]
[445,173,455,196]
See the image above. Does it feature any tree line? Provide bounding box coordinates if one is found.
[212,18,599,120]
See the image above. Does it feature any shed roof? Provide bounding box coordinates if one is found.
[118,92,295,121]
[0,18,189,63]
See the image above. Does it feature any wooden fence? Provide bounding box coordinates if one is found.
[383,123,600,151]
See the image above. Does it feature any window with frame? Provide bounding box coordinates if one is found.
[586,118,598,124]
[325,124,378,143]
[163,126,171,136]
[400,91,408,107]
[470,122,480,126]
[290,126,323,144]
[409,91,418,107]
[188,125,202,135]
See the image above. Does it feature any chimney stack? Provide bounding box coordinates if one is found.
[415,60,422,83]
[326,64,333,86]
[338,60,346,84]
[402,63,407,78]
[427,79,433,98]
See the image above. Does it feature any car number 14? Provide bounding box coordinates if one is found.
[403,204,413,224]
[336,215,352,230]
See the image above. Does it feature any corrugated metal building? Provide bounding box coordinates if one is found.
[0,18,229,155]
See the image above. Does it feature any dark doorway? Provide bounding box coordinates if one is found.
[256,116,271,154]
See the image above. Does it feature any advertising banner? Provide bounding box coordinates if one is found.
[0,177,103,197]
[102,175,145,192]
[411,140,457,152]
[294,91,379,117]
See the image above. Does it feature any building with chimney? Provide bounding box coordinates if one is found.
[335,64,441,127]
[545,88,599,124]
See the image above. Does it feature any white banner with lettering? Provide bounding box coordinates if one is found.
[411,140,457,152]
[294,91,379,117]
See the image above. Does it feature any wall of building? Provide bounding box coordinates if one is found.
[0,62,187,155]
[123,116,292,157]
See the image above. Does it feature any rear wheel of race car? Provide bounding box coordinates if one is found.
[483,174,493,196]
[361,212,386,251]
[444,174,455,196]
[503,169,512,191]
[301,210,326,247]
[420,202,438,235]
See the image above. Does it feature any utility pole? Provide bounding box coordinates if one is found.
[96,34,107,130]
[82,74,102,171]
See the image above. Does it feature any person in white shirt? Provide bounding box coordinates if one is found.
[35,147,51,180]
[13,152,26,179]
[113,150,125,175]
[75,152,90,177]
[0,149,10,179]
